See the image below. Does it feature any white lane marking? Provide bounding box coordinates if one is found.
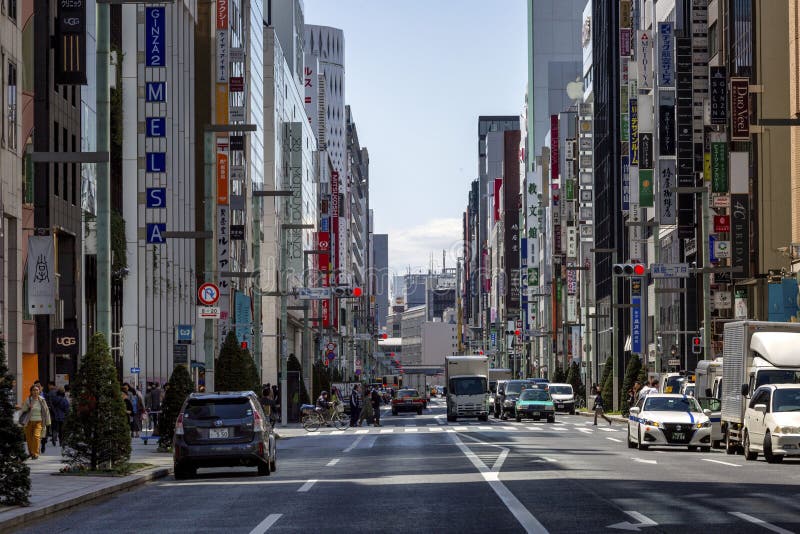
[577,428,593,434]
[653,451,666,454]
[355,429,369,435]
[701,458,741,468]
[599,427,617,432]
[249,513,283,534]
[454,426,468,431]
[631,457,657,465]
[428,427,444,432]
[326,458,340,467]
[297,479,317,492]
[729,512,795,534]
[607,511,658,531]
[540,457,557,463]
[478,426,492,430]
[500,426,517,431]
[404,428,419,433]
[450,432,547,533]
[493,449,510,472]
[330,431,345,435]
[606,437,622,443]
[380,428,394,433]
[342,435,365,453]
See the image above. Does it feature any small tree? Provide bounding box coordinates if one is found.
[621,355,643,414]
[216,331,260,393]
[157,365,194,450]
[313,361,331,401]
[565,361,585,401]
[0,339,30,505]
[601,355,614,410]
[62,334,131,470]
[287,354,309,405]
[551,363,567,383]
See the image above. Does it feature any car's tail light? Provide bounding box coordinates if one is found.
[175,413,185,435]
[253,410,265,432]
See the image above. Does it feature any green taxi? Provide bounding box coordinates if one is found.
[515,387,556,423]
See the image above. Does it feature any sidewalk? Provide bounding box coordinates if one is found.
[0,439,173,530]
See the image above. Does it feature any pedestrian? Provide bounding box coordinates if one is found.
[124,384,145,438]
[349,384,363,427]
[63,384,71,402]
[50,388,70,446]
[593,385,612,426]
[148,382,163,431]
[122,391,135,436]
[638,379,658,401]
[370,386,382,427]
[19,384,51,459]
[261,386,273,420]
[358,388,374,426]
[632,381,642,401]
[330,387,343,418]
[32,380,50,453]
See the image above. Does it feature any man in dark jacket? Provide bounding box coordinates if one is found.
[370,387,382,427]
[349,385,363,427]
[50,389,70,446]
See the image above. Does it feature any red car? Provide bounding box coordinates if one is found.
[392,389,424,415]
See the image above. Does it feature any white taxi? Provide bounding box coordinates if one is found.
[627,394,712,451]
[743,384,800,463]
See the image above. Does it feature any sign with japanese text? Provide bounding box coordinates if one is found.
[621,155,630,211]
[629,99,639,165]
[711,142,728,193]
[620,28,631,57]
[658,159,676,224]
[550,115,559,180]
[657,22,674,87]
[639,133,653,170]
[639,169,654,207]
[658,90,676,155]
[714,215,730,233]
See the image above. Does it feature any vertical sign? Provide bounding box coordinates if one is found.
[620,28,632,57]
[27,236,56,314]
[631,278,643,354]
[730,78,750,141]
[639,133,653,170]
[216,140,230,299]
[629,99,639,165]
[676,36,694,239]
[709,66,728,125]
[55,0,88,84]
[637,31,653,90]
[621,155,630,211]
[711,141,728,193]
[145,8,165,67]
[658,159,677,225]
[657,22,674,87]
[639,169,654,207]
[550,115,560,181]
[658,91,676,155]
[731,194,750,279]
[215,0,229,125]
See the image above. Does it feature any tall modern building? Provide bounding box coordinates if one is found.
[371,233,389,330]
[121,0,200,386]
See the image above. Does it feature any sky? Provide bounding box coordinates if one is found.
[303,0,528,276]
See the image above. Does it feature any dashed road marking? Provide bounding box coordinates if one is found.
[297,479,317,492]
[729,512,794,534]
[701,459,741,467]
[326,458,340,466]
[606,437,622,443]
[249,513,283,533]
[404,428,419,433]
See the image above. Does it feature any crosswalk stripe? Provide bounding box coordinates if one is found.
[404,428,419,433]
[379,429,394,433]
[355,429,369,434]
[428,427,444,432]
[453,426,468,431]
[330,431,345,435]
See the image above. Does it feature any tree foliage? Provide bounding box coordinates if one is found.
[62,334,131,470]
[287,354,309,405]
[565,361,585,400]
[157,365,195,449]
[216,331,260,393]
[551,363,567,383]
[0,339,30,505]
[621,355,643,414]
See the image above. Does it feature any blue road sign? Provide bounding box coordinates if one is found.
[130,367,141,374]
[146,188,167,208]
[146,223,166,244]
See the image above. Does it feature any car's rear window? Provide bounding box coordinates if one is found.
[398,390,418,398]
[185,398,253,420]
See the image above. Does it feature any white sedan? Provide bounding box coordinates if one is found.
[627,394,713,451]
[743,384,800,463]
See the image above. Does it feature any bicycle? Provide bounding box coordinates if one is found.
[301,403,349,432]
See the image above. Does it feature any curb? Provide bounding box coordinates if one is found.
[0,466,171,530]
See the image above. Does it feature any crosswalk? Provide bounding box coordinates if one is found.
[300,420,624,437]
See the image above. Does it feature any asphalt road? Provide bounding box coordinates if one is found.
[17,398,800,533]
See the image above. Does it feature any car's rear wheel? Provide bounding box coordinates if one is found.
[515,414,522,422]
[688,446,698,452]
[417,408,423,415]
[392,409,398,416]
[174,462,196,480]
[478,414,488,422]
[270,446,277,472]
[744,431,758,461]
[764,432,783,463]
[725,428,738,455]
[447,414,456,422]
[547,416,555,423]
[700,446,711,453]
[258,461,271,476]
[570,409,576,415]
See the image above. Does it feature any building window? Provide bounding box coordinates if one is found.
[708,22,718,59]
[7,61,16,151]
[8,0,16,22]
[72,134,77,205]
[62,126,68,201]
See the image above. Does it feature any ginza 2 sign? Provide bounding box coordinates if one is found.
[730,77,750,141]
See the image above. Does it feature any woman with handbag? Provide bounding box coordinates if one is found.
[19,384,52,459]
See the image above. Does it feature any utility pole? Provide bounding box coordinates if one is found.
[95,0,111,341]
[203,132,216,392]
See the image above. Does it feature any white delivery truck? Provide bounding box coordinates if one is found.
[445,355,490,422]
[695,358,723,448]
[721,321,800,454]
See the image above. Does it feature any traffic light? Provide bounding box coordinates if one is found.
[612,263,646,276]
[332,286,362,298]
[691,336,702,354]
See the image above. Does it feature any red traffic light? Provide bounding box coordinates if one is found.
[352,287,362,297]
[633,264,645,276]
[381,333,388,339]
[241,341,248,349]
[692,337,701,346]
[514,329,521,336]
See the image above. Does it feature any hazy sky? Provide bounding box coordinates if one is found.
[303,0,528,275]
